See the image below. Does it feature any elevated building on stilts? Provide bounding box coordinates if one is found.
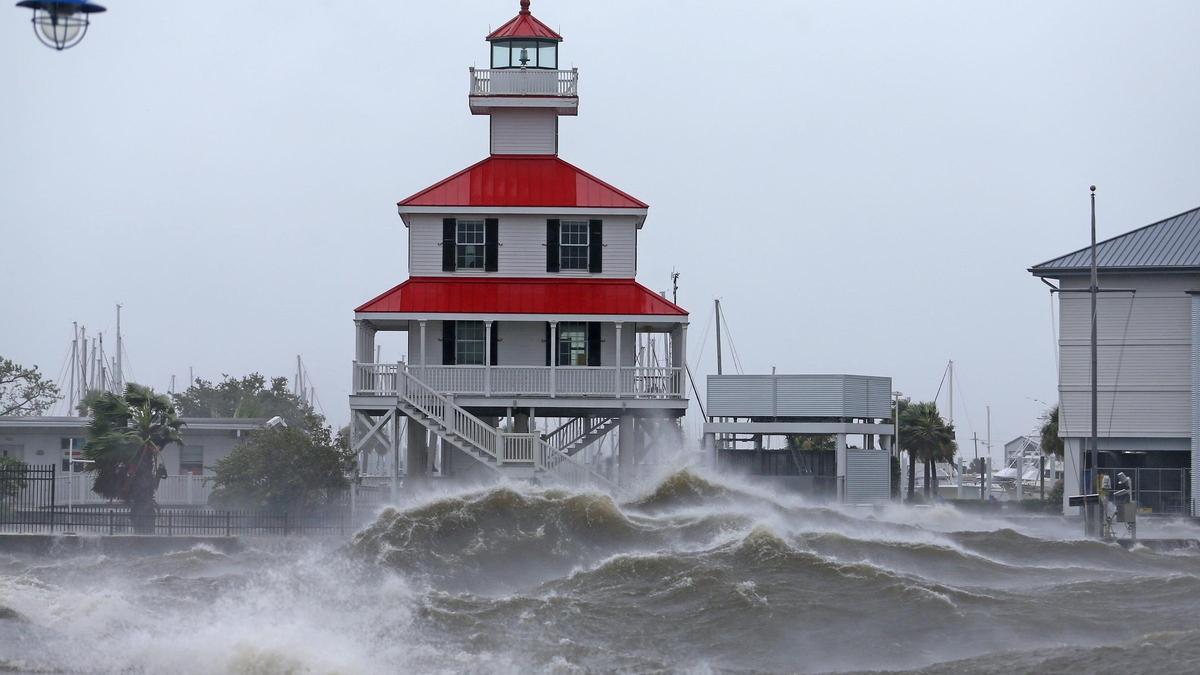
[349,1,688,492]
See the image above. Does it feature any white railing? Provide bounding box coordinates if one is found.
[352,362,400,395]
[542,416,616,455]
[54,474,214,506]
[622,367,684,399]
[498,433,538,465]
[394,366,621,493]
[399,368,497,461]
[354,363,684,400]
[470,67,578,97]
[419,365,487,395]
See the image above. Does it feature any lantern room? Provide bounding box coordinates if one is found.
[486,0,562,69]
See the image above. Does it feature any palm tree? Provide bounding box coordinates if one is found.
[82,384,184,533]
[1039,405,1063,458]
[899,401,956,501]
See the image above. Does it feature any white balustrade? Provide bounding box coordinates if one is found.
[498,433,538,465]
[355,363,683,400]
[470,68,578,96]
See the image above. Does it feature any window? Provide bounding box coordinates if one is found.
[60,437,85,472]
[180,446,204,475]
[456,220,485,270]
[558,322,588,366]
[560,221,589,270]
[491,42,510,68]
[490,39,558,69]
[455,321,486,365]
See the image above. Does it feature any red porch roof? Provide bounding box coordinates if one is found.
[487,1,562,41]
[397,155,648,209]
[356,277,687,316]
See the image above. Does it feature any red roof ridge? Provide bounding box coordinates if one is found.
[396,155,648,210]
[487,0,562,41]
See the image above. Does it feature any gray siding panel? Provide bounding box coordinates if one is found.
[1057,282,1193,439]
[490,109,556,155]
[708,374,892,419]
[845,450,890,504]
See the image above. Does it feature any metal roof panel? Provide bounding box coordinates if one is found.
[1030,205,1200,274]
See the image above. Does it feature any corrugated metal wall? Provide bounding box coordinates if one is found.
[1057,287,1192,439]
[1192,296,1200,516]
[845,450,890,504]
[707,374,892,418]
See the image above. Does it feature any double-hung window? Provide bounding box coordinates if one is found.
[455,321,486,365]
[557,322,588,366]
[559,221,589,271]
[180,446,204,475]
[456,220,486,270]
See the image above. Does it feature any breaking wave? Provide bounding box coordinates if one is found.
[3,469,1199,673]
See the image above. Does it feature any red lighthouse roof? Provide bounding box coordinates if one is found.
[356,277,687,316]
[398,155,647,210]
[487,0,562,41]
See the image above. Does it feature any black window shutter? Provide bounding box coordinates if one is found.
[588,219,603,273]
[442,218,456,272]
[545,322,552,366]
[442,321,456,365]
[485,218,499,272]
[546,219,560,273]
[490,322,499,366]
[587,322,602,367]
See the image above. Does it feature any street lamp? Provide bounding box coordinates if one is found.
[15,0,106,51]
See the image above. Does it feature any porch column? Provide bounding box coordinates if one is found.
[673,324,687,398]
[614,322,623,398]
[405,415,429,484]
[418,320,427,376]
[618,415,637,486]
[549,321,557,398]
[484,320,493,397]
[354,320,376,362]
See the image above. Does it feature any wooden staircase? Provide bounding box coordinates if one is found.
[396,366,622,494]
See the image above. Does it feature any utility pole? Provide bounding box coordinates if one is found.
[973,433,983,501]
[713,301,721,375]
[1088,186,1100,537]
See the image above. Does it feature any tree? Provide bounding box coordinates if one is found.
[784,434,836,452]
[173,373,312,428]
[0,456,28,502]
[899,401,956,501]
[0,357,61,417]
[1039,405,1063,458]
[208,414,355,512]
[82,384,184,533]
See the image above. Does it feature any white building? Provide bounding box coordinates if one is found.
[349,2,689,489]
[1030,205,1200,515]
[0,415,263,505]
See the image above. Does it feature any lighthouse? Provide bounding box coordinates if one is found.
[350,1,689,490]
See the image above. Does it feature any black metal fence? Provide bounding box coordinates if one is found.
[1,464,350,536]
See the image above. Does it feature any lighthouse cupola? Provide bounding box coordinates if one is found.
[488,0,560,69]
[470,0,577,126]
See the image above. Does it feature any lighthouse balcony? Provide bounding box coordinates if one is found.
[469,68,579,114]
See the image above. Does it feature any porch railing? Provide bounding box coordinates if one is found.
[353,362,685,400]
[470,67,578,96]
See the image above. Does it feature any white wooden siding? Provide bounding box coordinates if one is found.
[490,109,557,155]
[1056,273,1198,439]
[408,214,638,278]
[406,320,637,367]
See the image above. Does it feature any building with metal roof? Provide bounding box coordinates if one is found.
[1030,206,1200,275]
[350,1,687,494]
[1030,205,1200,516]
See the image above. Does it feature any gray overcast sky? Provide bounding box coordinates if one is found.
[3,1,1198,458]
